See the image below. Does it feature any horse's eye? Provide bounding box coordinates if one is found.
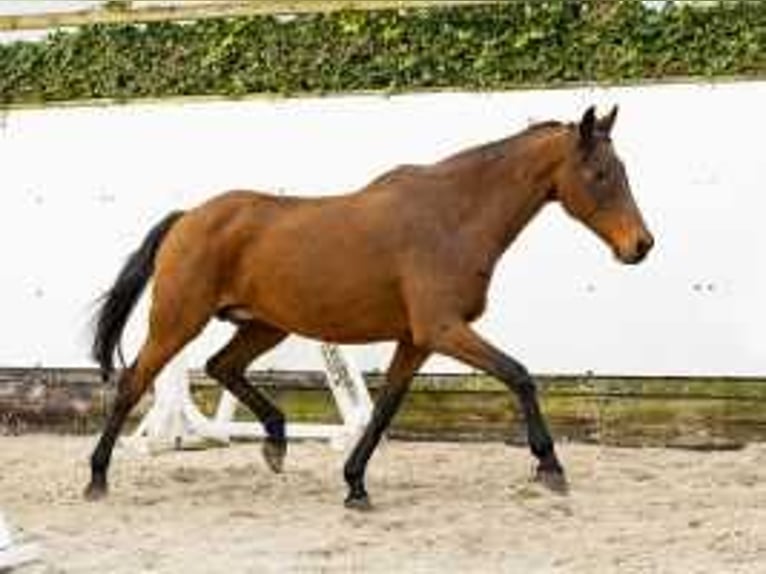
[595,170,607,182]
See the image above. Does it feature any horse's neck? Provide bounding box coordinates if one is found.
[455,129,568,263]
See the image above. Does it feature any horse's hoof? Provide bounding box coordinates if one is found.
[83,481,108,501]
[262,439,286,474]
[344,494,373,511]
[534,467,569,495]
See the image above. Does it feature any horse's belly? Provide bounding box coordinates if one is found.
[243,267,409,343]
[257,290,409,343]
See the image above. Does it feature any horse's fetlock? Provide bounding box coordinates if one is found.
[264,415,286,441]
[344,462,361,485]
[531,439,555,461]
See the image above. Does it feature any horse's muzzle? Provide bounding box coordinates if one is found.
[619,233,654,265]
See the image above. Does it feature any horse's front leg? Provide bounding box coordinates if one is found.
[343,342,430,510]
[428,321,567,492]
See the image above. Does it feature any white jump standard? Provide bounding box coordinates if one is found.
[124,343,373,453]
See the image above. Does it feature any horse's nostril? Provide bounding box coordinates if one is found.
[631,235,654,263]
[638,236,654,256]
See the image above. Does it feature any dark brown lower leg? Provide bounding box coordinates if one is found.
[85,337,183,499]
[85,365,143,499]
[205,321,288,472]
[343,341,429,509]
[86,299,211,499]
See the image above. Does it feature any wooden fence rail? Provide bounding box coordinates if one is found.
[2,368,765,449]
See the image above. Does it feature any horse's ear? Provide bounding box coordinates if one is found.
[598,105,619,134]
[579,106,597,151]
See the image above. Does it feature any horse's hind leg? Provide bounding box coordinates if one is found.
[85,305,212,500]
[205,321,288,472]
[85,363,144,500]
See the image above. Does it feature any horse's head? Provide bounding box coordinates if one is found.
[553,106,653,265]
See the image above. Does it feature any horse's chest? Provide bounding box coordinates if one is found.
[440,247,496,317]
[422,259,493,322]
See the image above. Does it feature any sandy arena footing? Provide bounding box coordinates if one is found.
[1,435,765,573]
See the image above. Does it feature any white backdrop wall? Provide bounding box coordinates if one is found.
[0,81,764,377]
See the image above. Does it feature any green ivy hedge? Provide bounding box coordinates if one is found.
[0,0,763,105]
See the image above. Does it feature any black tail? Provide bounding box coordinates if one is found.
[91,211,185,379]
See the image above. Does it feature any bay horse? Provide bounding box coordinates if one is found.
[86,106,653,509]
